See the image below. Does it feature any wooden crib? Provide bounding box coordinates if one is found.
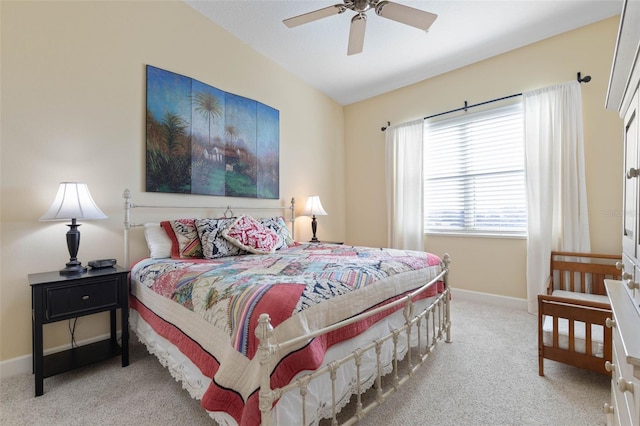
[538,251,621,376]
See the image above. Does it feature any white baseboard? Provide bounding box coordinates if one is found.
[0,352,32,380]
[0,332,120,380]
[1,289,524,379]
[450,287,528,311]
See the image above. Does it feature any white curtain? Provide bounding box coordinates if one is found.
[385,119,424,251]
[524,80,591,313]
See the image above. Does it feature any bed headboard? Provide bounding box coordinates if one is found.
[122,189,296,268]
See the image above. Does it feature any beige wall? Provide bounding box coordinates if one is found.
[344,17,623,300]
[0,1,345,361]
[0,2,624,364]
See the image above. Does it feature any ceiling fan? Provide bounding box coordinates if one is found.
[283,0,437,56]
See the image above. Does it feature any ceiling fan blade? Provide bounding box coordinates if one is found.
[283,4,345,28]
[347,13,367,55]
[375,1,437,31]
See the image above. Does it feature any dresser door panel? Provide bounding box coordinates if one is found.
[622,91,638,262]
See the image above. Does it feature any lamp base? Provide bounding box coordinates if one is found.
[60,219,86,275]
[60,261,87,275]
[310,215,320,242]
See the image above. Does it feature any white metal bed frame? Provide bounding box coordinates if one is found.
[122,189,452,425]
[123,188,296,268]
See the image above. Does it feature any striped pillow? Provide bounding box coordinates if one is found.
[168,218,203,258]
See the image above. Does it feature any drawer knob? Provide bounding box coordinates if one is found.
[622,272,633,280]
[603,403,614,414]
[618,377,634,394]
[605,361,615,373]
[616,261,624,270]
[627,168,639,179]
[626,280,640,290]
[82,295,90,301]
[605,318,616,328]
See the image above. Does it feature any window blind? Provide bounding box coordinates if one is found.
[423,103,526,235]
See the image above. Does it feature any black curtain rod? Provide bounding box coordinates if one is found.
[424,93,522,121]
[381,72,591,131]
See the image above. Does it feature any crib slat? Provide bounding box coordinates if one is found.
[585,321,593,357]
[568,319,575,352]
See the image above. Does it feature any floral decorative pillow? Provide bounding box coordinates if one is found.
[222,215,280,254]
[259,216,295,250]
[195,218,245,259]
[165,219,203,258]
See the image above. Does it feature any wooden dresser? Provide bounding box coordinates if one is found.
[605,1,640,424]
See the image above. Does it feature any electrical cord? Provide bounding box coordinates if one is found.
[68,316,123,348]
[68,317,78,348]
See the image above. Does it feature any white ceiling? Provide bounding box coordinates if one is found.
[184,0,622,105]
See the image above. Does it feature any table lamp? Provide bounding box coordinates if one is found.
[40,182,107,274]
[302,195,327,242]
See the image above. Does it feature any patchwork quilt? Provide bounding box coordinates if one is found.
[130,243,444,425]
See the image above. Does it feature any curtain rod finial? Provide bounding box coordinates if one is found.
[577,72,591,83]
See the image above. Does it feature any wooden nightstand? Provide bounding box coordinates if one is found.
[29,265,129,396]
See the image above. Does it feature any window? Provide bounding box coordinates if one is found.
[423,103,526,236]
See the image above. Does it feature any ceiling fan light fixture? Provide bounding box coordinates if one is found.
[375,1,437,31]
[352,0,371,13]
[283,0,437,56]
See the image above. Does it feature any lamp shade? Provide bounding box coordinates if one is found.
[302,195,328,216]
[40,182,107,221]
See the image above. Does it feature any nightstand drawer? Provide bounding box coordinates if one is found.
[46,279,119,321]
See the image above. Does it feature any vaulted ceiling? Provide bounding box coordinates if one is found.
[185,1,622,105]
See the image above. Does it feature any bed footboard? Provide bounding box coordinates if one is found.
[256,254,451,425]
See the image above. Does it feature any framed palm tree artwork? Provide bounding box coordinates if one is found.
[145,65,279,199]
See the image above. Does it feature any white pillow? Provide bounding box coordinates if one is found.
[143,223,172,259]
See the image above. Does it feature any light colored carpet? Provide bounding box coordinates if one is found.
[0,297,610,425]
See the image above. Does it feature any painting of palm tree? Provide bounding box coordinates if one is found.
[191,79,226,196]
[194,91,223,144]
[146,65,279,199]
